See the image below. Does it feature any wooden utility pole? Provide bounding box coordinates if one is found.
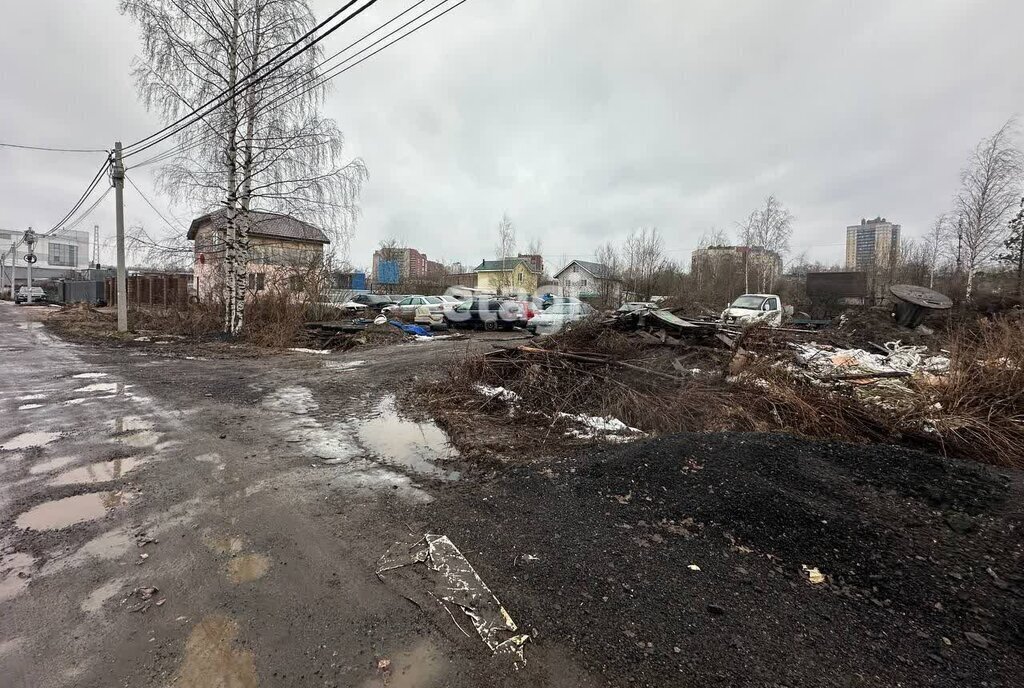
[112,142,128,332]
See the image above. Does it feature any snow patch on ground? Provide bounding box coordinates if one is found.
[72,372,109,379]
[288,348,330,355]
[556,413,644,442]
[475,384,522,404]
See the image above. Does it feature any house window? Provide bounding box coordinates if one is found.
[517,272,523,284]
[248,272,265,291]
[581,279,587,287]
[48,242,78,267]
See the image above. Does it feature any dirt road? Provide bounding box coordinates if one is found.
[0,303,586,688]
[3,302,1022,688]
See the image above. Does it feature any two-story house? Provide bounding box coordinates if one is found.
[188,209,329,299]
[473,257,541,295]
[553,260,620,303]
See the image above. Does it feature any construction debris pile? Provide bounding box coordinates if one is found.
[423,311,1024,468]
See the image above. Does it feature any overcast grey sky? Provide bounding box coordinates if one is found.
[3,0,1024,272]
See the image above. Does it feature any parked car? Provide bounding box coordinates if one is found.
[382,295,445,317]
[15,287,47,305]
[617,301,659,313]
[720,293,785,327]
[527,302,595,334]
[444,298,526,331]
[341,293,395,313]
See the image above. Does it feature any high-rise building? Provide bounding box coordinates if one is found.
[845,217,900,272]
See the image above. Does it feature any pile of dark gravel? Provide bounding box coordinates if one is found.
[422,432,1024,687]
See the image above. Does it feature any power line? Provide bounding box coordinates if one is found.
[123,0,380,159]
[1,142,108,154]
[125,174,185,231]
[40,158,112,238]
[129,0,469,170]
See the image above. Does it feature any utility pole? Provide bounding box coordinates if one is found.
[23,228,36,304]
[9,241,15,300]
[112,142,128,332]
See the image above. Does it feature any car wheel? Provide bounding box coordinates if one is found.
[483,319,497,331]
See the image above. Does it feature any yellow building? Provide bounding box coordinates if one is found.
[473,258,541,295]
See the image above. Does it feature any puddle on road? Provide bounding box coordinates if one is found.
[29,455,78,474]
[1,431,61,451]
[15,491,125,530]
[226,553,271,583]
[48,457,146,486]
[357,395,460,481]
[75,382,121,394]
[324,359,365,371]
[108,416,155,433]
[72,372,109,379]
[174,615,257,688]
[81,577,126,613]
[115,430,161,448]
[0,552,36,602]
[363,640,450,688]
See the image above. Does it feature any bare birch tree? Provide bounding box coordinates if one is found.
[738,195,793,292]
[121,0,366,334]
[494,213,516,295]
[954,120,1023,300]
[623,227,665,300]
[1000,197,1024,297]
[593,241,621,308]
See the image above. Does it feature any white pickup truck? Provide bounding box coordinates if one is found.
[720,293,787,327]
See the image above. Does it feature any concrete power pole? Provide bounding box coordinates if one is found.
[9,241,15,300]
[23,228,36,304]
[112,142,128,332]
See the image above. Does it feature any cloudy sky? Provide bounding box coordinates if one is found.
[3,0,1024,273]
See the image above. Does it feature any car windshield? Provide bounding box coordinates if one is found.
[548,304,577,314]
[425,296,442,304]
[730,295,766,310]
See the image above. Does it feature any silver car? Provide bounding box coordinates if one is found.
[527,302,595,334]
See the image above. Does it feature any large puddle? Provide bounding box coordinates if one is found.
[15,492,123,530]
[357,395,460,481]
[49,457,146,486]
[1,431,61,451]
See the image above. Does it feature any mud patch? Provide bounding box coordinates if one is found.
[48,457,146,486]
[202,532,245,555]
[1,431,62,451]
[0,551,36,602]
[81,577,126,613]
[174,615,257,688]
[357,395,460,481]
[15,491,125,530]
[262,385,318,415]
[226,553,271,583]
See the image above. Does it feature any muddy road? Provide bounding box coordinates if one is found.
[0,304,584,688]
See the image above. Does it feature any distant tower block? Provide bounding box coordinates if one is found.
[93,224,100,267]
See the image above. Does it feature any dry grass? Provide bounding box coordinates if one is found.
[909,315,1024,467]
[421,315,1024,467]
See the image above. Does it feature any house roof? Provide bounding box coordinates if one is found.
[473,258,540,273]
[553,260,615,280]
[187,209,329,244]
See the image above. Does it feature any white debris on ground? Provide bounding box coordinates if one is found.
[793,341,950,378]
[474,384,522,404]
[377,534,530,670]
[288,347,331,355]
[556,412,644,442]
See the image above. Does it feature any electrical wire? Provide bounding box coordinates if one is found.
[123,0,380,158]
[125,174,185,231]
[128,0,469,171]
[1,142,108,154]
[40,158,112,238]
